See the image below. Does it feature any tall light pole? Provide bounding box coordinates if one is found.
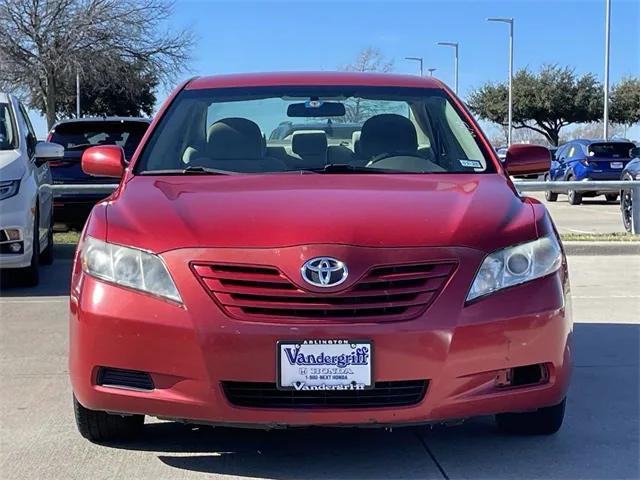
[427,68,437,77]
[488,17,514,146]
[76,66,81,119]
[405,56,423,77]
[603,0,611,139]
[436,42,459,94]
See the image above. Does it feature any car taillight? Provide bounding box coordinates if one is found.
[48,161,65,167]
[580,159,590,166]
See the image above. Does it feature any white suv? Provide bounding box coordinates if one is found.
[0,93,63,286]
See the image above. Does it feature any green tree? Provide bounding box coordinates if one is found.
[468,65,603,146]
[52,56,158,118]
[610,77,640,128]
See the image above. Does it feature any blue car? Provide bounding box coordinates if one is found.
[544,139,636,205]
[47,117,150,228]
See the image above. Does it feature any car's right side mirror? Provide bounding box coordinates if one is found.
[82,145,125,178]
[503,144,551,176]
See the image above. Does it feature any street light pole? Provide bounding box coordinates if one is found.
[405,57,424,77]
[436,42,459,94]
[76,66,81,119]
[603,0,611,140]
[427,68,437,77]
[488,17,514,146]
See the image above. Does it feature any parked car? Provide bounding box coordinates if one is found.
[0,93,63,285]
[620,146,640,232]
[69,72,571,443]
[545,139,636,204]
[47,117,150,228]
[495,146,507,162]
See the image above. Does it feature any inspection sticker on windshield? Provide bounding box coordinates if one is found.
[277,339,372,390]
[459,159,483,168]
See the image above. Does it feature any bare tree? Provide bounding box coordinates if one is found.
[338,47,394,123]
[0,0,194,128]
[342,47,394,74]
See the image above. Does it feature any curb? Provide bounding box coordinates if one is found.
[563,241,640,256]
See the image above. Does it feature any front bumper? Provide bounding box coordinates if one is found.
[69,245,572,427]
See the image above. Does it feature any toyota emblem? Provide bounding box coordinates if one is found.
[301,257,348,288]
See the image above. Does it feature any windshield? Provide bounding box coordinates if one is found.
[50,120,149,159]
[0,103,17,151]
[136,86,493,174]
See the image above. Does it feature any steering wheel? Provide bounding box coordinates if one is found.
[366,151,428,166]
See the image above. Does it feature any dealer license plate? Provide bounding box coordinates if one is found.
[277,339,372,390]
[611,162,624,169]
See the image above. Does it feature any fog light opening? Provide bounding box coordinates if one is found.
[495,364,549,388]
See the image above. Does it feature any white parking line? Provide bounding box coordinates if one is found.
[573,295,640,299]
[0,297,68,304]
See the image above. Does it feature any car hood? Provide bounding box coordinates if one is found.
[105,174,536,253]
[0,150,25,180]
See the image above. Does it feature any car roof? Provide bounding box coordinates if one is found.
[187,72,446,91]
[571,138,633,144]
[51,116,151,128]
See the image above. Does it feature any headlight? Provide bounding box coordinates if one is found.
[81,236,182,303]
[467,236,562,302]
[0,180,20,201]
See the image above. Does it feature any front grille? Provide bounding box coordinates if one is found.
[97,367,154,391]
[192,261,455,322]
[222,380,428,408]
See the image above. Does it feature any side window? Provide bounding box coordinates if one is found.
[566,145,576,159]
[16,103,36,157]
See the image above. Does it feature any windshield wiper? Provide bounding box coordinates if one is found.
[302,164,409,174]
[138,166,233,176]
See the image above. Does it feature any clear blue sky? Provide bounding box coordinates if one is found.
[32,0,640,138]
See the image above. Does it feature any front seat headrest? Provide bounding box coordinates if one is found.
[359,114,418,159]
[292,131,328,156]
[207,117,264,159]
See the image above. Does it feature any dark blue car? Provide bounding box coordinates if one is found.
[48,117,150,228]
[544,139,636,205]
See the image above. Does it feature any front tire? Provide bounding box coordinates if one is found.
[567,177,582,205]
[17,211,40,286]
[39,215,54,265]
[621,182,633,233]
[495,397,566,435]
[605,193,618,203]
[73,395,144,443]
[544,175,558,202]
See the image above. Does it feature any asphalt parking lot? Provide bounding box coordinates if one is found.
[527,192,626,235]
[0,245,638,480]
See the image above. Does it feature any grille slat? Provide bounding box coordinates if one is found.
[222,380,428,408]
[193,261,455,323]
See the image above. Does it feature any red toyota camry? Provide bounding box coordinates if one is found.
[69,72,572,442]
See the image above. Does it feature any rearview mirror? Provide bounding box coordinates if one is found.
[35,141,64,166]
[82,145,125,178]
[503,144,551,176]
[287,101,346,118]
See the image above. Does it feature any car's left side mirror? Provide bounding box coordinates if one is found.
[503,144,551,176]
[82,145,126,178]
[35,141,64,167]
